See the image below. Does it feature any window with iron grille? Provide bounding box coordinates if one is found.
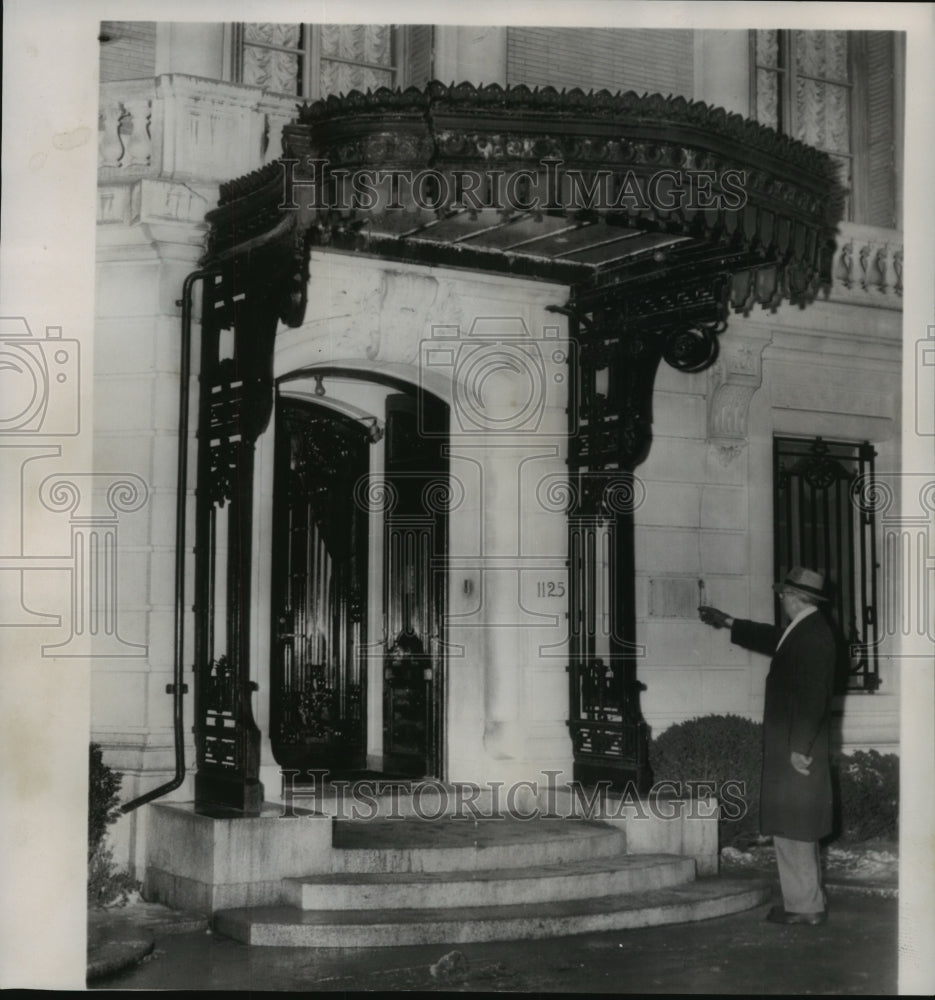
[750,30,900,228]
[231,24,434,98]
[773,436,880,692]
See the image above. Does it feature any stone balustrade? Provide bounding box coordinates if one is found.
[99,79,154,174]
[99,75,296,183]
[826,221,903,309]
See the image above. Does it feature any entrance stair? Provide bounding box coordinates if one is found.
[213,816,770,947]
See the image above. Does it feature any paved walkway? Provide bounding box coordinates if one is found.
[90,879,897,993]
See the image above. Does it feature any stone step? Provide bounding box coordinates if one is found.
[285,853,695,910]
[330,817,627,873]
[215,877,772,947]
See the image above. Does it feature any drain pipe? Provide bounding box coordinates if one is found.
[121,267,220,814]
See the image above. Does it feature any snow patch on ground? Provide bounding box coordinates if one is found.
[719,841,898,882]
[719,846,755,865]
[825,846,898,879]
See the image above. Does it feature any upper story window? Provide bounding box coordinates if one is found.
[232,23,400,98]
[751,30,901,229]
[753,30,852,175]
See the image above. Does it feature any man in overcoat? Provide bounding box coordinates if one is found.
[699,566,836,925]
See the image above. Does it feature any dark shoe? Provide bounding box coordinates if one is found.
[766,906,827,926]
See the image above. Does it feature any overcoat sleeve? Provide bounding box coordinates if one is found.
[729,618,780,658]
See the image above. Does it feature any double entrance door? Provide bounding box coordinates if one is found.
[269,389,447,779]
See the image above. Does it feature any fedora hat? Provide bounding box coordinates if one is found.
[773,566,829,601]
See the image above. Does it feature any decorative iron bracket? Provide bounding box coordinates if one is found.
[556,272,729,477]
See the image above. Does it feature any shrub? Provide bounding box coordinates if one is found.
[88,744,137,908]
[649,714,763,848]
[649,715,901,849]
[832,749,899,842]
[88,744,121,859]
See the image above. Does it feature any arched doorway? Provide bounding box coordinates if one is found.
[269,378,448,780]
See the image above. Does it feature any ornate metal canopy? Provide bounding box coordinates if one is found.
[195,83,846,806]
[204,81,845,323]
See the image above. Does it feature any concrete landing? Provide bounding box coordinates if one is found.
[144,794,719,920]
[215,876,772,946]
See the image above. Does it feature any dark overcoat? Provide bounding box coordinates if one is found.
[730,611,836,841]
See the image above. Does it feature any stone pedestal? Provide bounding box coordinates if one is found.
[144,801,332,913]
[546,787,720,876]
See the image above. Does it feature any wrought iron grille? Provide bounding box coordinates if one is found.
[773,435,879,692]
[566,506,649,791]
[192,271,270,814]
[269,398,369,772]
[380,392,448,778]
[564,307,655,793]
